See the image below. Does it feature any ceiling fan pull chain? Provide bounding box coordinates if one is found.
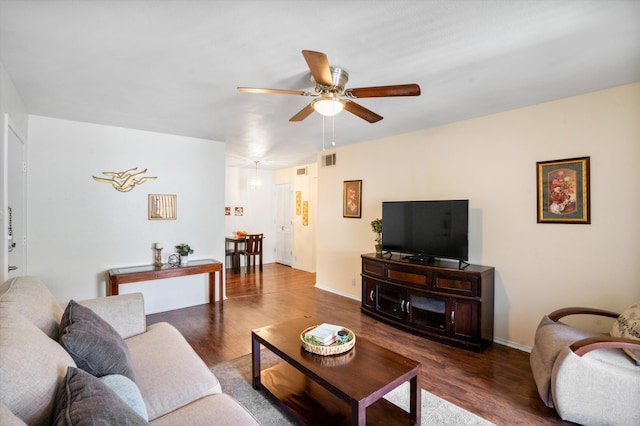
[322,115,326,151]
[331,116,336,147]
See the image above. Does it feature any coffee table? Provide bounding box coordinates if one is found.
[251,317,421,425]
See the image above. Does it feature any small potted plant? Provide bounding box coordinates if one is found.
[175,244,194,266]
[370,218,383,256]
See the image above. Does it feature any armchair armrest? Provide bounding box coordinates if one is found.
[549,307,619,322]
[77,293,146,339]
[570,336,640,357]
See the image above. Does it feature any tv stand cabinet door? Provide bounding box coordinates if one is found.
[362,276,377,311]
[449,298,479,342]
[375,281,406,322]
[406,290,449,336]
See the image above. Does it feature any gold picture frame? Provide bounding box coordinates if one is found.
[148,194,177,220]
[296,191,301,215]
[343,180,362,218]
[536,157,590,224]
[302,201,308,226]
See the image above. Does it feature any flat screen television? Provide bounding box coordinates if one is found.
[382,200,469,265]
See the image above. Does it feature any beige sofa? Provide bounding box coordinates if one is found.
[0,276,260,425]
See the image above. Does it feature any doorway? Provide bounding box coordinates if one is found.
[275,183,293,266]
[3,115,27,281]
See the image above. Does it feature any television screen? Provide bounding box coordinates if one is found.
[382,200,469,261]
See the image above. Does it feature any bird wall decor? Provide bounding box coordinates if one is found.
[92,167,157,192]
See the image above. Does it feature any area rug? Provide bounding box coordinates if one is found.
[210,350,495,425]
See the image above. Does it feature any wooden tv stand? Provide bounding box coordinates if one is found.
[361,253,495,352]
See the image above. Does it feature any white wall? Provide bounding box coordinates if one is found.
[224,166,276,265]
[0,61,28,135]
[315,83,640,349]
[27,116,226,313]
[0,61,28,283]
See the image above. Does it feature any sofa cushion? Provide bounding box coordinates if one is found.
[53,367,148,426]
[0,276,63,339]
[59,300,135,380]
[0,306,75,426]
[99,374,149,420]
[78,293,146,339]
[125,322,222,420]
[610,301,640,364]
[0,401,27,426]
[149,394,259,426]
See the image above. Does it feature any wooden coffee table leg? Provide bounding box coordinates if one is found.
[251,333,261,389]
[410,374,421,425]
[351,400,366,426]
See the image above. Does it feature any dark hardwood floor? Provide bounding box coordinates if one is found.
[147,263,566,425]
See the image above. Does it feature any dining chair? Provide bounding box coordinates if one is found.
[225,236,245,273]
[243,234,263,272]
[225,245,236,271]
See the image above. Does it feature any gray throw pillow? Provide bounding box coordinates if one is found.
[53,367,148,426]
[59,300,135,380]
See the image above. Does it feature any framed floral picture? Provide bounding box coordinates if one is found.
[343,180,362,218]
[536,157,590,224]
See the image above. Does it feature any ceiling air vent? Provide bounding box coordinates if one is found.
[296,167,308,176]
[322,153,336,167]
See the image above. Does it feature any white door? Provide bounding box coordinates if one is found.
[275,183,293,266]
[4,116,27,280]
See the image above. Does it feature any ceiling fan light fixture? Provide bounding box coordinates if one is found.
[312,98,344,116]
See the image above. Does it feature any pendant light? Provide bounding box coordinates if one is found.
[250,161,262,189]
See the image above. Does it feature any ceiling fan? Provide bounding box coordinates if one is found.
[237,50,421,123]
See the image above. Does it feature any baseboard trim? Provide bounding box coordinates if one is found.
[314,284,360,301]
[493,337,532,353]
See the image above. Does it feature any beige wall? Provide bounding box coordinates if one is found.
[315,83,640,349]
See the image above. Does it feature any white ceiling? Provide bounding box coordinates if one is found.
[1,0,639,170]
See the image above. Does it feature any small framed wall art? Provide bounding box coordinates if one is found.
[302,201,308,226]
[536,156,590,224]
[148,194,177,220]
[343,180,362,218]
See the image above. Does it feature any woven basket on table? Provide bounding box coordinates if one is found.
[300,326,355,356]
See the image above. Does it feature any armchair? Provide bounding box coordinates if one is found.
[530,304,640,425]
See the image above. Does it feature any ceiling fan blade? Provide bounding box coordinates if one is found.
[289,104,315,122]
[346,84,421,98]
[301,50,333,87]
[237,87,310,96]
[344,101,383,123]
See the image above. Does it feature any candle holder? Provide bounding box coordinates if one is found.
[154,247,163,267]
